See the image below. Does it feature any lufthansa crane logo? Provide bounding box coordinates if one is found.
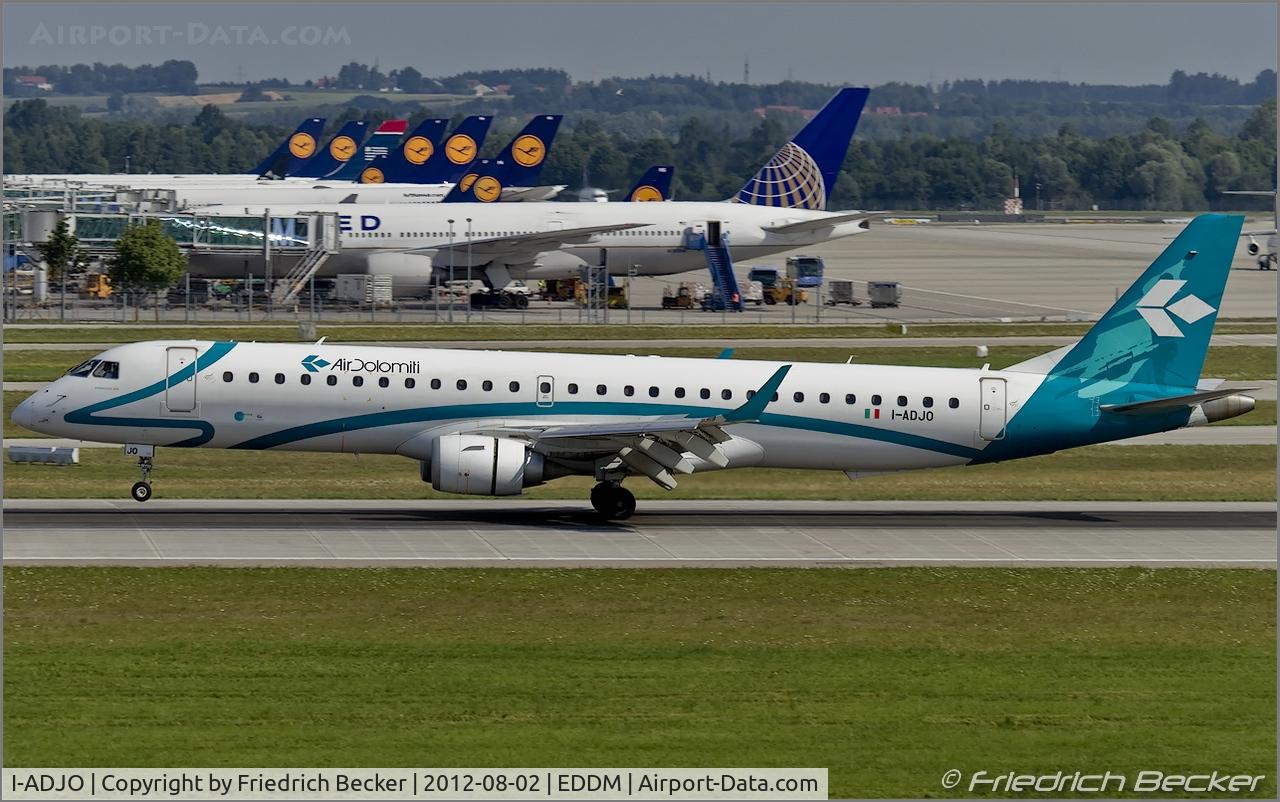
[403,136,434,165]
[630,185,663,202]
[511,134,545,168]
[329,135,357,162]
[473,176,502,203]
[458,173,479,192]
[288,132,317,159]
[360,166,385,184]
[445,134,477,165]
[1135,279,1215,338]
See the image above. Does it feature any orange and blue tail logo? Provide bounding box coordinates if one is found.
[734,87,869,210]
[627,165,674,202]
[251,117,325,178]
[290,120,368,178]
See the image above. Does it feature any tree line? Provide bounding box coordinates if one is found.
[4,98,1275,212]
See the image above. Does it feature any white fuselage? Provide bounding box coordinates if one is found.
[184,201,870,286]
[13,341,1030,474]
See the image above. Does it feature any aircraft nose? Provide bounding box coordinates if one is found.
[11,396,37,429]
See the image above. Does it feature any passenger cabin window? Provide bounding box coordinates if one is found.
[378,377,389,388]
[649,386,659,398]
[352,376,364,387]
[700,388,711,400]
[248,372,260,383]
[871,394,882,405]
[567,383,579,395]
[923,397,934,408]
[819,392,830,404]
[67,359,100,377]
[326,375,337,386]
[274,373,285,384]
[510,381,520,393]
[721,389,733,401]
[675,387,685,398]
[624,385,635,397]
[539,381,551,394]
[301,374,311,386]
[845,394,856,405]
[596,384,607,396]
[456,379,467,391]
[92,361,120,379]
[405,378,416,389]
[430,379,441,390]
[793,392,805,403]
[482,380,493,392]
[221,371,233,383]
[949,397,960,409]
[897,395,908,407]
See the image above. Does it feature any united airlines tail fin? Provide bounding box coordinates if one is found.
[358,118,450,184]
[251,117,325,179]
[413,116,494,185]
[489,115,563,186]
[626,165,674,201]
[441,158,509,203]
[734,87,870,210]
[1011,214,1243,392]
[327,119,407,181]
[289,120,368,178]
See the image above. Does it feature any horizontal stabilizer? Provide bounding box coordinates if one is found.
[763,212,871,235]
[1101,386,1256,414]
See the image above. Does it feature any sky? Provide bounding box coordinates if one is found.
[3,2,1276,87]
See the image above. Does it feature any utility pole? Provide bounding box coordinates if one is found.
[465,217,472,324]
[446,219,455,323]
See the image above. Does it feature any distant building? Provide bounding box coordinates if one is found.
[493,84,512,95]
[868,106,929,117]
[17,75,52,91]
[753,104,817,120]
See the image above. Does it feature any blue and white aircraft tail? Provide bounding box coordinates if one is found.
[323,119,406,182]
[250,117,325,179]
[10,215,1254,518]
[734,87,870,210]
[489,115,563,187]
[626,165,674,201]
[406,116,494,185]
[287,120,368,179]
[356,118,450,184]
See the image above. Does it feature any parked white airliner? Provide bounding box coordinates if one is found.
[12,215,1254,518]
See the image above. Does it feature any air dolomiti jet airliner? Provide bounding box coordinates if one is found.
[13,215,1255,519]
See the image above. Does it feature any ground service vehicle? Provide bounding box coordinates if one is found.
[786,255,825,288]
[867,281,902,308]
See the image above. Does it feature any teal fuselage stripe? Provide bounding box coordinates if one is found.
[63,341,237,448]
[228,399,985,459]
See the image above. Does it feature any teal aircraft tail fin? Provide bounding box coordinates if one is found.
[1016,214,1243,392]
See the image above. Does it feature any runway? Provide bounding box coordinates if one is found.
[4,500,1273,568]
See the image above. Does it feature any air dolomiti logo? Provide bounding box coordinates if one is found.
[1135,279,1215,338]
[301,354,420,374]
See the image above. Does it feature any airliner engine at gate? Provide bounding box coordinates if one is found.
[13,216,1254,518]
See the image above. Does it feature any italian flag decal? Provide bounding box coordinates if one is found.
[864,408,880,419]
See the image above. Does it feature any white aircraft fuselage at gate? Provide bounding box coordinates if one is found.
[184,201,873,289]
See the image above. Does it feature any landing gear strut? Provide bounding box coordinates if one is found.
[590,481,636,520]
[129,450,154,502]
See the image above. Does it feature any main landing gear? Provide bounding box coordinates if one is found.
[591,481,636,520]
[126,444,155,502]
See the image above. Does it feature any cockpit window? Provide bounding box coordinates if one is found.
[67,359,100,377]
[92,361,120,379]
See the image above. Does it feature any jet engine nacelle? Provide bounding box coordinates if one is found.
[426,433,546,496]
[364,252,436,297]
[1246,238,1260,255]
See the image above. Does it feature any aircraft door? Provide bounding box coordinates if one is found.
[536,375,555,408]
[707,220,722,246]
[978,377,1006,441]
[165,347,198,413]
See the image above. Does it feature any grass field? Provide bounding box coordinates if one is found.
[4,567,1273,796]
[5,445,1274,501]
[4,345,1275,382]
[4,320,1275,344]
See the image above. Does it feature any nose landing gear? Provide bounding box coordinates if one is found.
[590,481,636,520]
[125,444,155,502]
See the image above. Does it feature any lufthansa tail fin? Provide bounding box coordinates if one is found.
[441,158,509,203]
[625,165,674,201]
[1013,214,1243,392]
[251,117,325,179]
[490,115,563,186]
[359,118,450,184]
[326,119,407,181]
[289,120,368,178]
[413,116,494,185]
[734,87,869,210]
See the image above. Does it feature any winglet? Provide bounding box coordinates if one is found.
[725,365,791,422]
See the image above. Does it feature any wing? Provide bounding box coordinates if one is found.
[402,222,647,264]
[763,211,873,235]
[480,365,792,490]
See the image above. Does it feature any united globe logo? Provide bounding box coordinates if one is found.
[735,141,825,210]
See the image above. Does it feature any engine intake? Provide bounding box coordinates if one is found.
[425,434,550,496]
